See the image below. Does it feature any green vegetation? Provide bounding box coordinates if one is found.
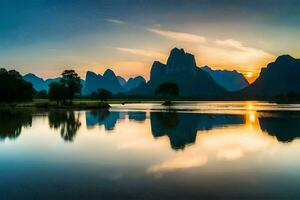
[0,68,35,102]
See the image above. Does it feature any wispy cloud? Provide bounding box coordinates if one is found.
[147,28,206,43]
[116,47,165,59]
[215,39,271,58]
[105,18,125,25]
[193,38,275,77]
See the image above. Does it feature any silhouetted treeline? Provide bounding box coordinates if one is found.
[0,68,35,102]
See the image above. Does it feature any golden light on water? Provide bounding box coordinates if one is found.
[249,112,256,123]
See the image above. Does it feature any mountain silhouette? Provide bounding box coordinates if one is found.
[23,74,85,92]
[23,73,49,91]
[241,55,300,97]
[123,76,146,92]
[201,66,249,91]
[117,76,126,86]
[23,70,144,95]
[130,48,226,97]
[83,69,122,94]
[84,69,146,95]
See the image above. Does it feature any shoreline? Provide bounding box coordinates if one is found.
[1,99,300,111]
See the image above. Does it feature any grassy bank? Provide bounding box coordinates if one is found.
[2,99,162,110]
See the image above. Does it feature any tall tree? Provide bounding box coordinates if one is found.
[48,70,82,104]
[60,70,82,103]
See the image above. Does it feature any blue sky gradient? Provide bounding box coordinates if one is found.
[1,0,299,81]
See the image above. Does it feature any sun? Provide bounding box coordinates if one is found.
[246,72,253,78]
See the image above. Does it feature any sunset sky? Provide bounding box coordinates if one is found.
[1,0,300,82]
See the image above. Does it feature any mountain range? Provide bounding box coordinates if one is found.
[23,47,300,98]
[23,69,146,95]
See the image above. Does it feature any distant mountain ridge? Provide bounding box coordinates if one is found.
[83,69,146,94]
[201,66,249,91]
[24,70,146,95]
[23,74,85,92]
[23,73,49,91]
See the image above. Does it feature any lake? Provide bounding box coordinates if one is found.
[1,101,300,199]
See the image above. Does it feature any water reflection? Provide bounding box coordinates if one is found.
[150,112,245,150]
[86,110,124,130]
[259,112,300,142]
[48,111,81,142]
[128,112,146,122]
[1,103,300,199]
[0,107,300,148]
[0,109,32,140]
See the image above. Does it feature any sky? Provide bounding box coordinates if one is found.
[1,0,300,82]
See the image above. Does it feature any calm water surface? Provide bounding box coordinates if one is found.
[1,101,300,199]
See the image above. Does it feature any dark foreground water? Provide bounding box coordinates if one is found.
[1,101,300,199]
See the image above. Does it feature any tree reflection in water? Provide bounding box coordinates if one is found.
[48,110,81,142]
[0,109,32,140]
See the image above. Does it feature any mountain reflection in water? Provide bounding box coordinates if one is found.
[84,109,300,149]
[259,112,300,142]
[150,112,245,150]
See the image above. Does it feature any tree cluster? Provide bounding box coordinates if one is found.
[48,70,82,104]
[0,68,35,102]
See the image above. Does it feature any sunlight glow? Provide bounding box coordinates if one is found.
[246,72,253,78]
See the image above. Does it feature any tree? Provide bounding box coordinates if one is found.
[48,70,82,105]
[60,70,82,103]
[0,68,35,102]
[93,88,112,102]
[155,82,179,106]
[48,82,67,104]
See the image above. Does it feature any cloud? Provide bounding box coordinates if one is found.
[194,38,275,75]
[105,18,125,25]
[215,39,272,58]
[148,155,207,173]
[147,28,206,43]
[116,47,165,59]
